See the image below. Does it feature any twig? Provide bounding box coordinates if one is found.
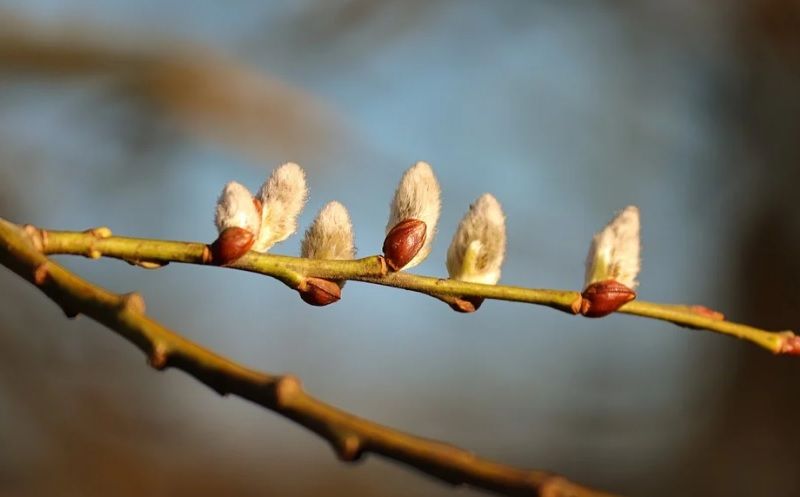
[0,218,619,497]
[22,221,799,355]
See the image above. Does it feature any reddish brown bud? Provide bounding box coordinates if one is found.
[778,333,800,356]
[689,305,725,321]
[448,296,484,313]
[298,277,341,306]
[580,279,636,318]
[382,218,427,272]
[209,227,255,266]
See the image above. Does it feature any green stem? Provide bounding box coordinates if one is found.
[20,222,800,355]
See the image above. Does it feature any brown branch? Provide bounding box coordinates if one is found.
[0,219,618,496]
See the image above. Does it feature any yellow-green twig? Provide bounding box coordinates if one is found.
[23,221,798,355]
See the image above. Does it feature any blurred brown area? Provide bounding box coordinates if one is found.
[1,2,800,497]
[0,11,346,166]
[668,1,800,496]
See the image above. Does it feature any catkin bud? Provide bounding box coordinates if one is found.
[581,205,641,317]
[211,181,261,265]
[299,201,356,304]
[446,194,506,285]
[253,162,308,252]
[214,181,261,235]
[383,161,441,271]
[584,205,641,290]
[301,201,356,262]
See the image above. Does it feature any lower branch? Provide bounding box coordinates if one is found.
[0,218,617,496]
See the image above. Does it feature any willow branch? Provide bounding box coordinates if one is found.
[0,218,618,497]
[19,221,797,356]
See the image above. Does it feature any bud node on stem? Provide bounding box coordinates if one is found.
[580,280,636,318]
[298,277,341,306]
[383,219,427,272]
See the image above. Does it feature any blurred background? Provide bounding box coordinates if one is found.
[0,2,798,496]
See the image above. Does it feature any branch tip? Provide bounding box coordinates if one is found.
[778,333,800,356]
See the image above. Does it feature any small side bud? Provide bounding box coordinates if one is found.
[383,218,427,272]
[301,201,356,262]
[298,277,342,306]
[254,162,308,252]
[448,296,484,313]
[384,162,441,270]
[689,305,725,321]
[210,227,255,265]
[585,205,641,290]
[580,280,636,317]
[446,194,506,285]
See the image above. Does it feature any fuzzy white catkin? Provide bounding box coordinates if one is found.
[301,201,355,260]
[253,162,308,252]
[584,205,641,289]
[446,194,506,285]
[214,181,261,235]
[386,161,441,269]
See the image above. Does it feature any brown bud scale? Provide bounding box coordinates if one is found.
[383,218,427,272]
[779,334,800,356]
[448,296,484,314]
[299,277,342,307]
[689,305,725,321]
[210,227,255,266]
[580,279,636,318]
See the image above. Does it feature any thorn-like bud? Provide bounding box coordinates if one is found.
[447,194,506,285]
[210,227,255,265]
[301,201,356,262]
[254,162,308,252]
[298,277,342,306]
[580,280,636,317]
[383,218,427,272]
[384,161,441,270]
[585,205,641,290]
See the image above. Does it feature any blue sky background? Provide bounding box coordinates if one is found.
[1,2,797,496]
